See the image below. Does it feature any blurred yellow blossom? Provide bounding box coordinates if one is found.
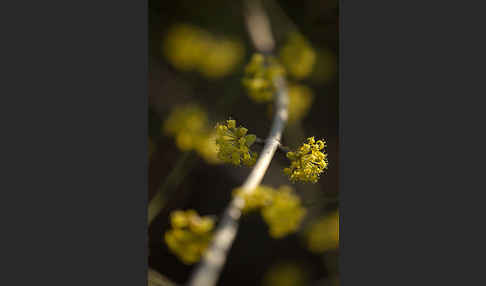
[262,262,309,286]
[163,24,244,78]
[164,210,215,264]
[261,186,307,238]
[234,185,306,238]
[215,119,258,167]
[306,211,339,253]
[233,185,275,213]
[163,24,210,71]
[163,104,208,151]
[199,39,244,78]
[163,104,222,164]
[242,53,285,102]
[279,32,316,79]
[194,131,221,164]
[284,137,328,183]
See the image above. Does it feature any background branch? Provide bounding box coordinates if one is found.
[148,152,193,225]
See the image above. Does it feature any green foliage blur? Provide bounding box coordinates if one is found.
[149,0,338,285]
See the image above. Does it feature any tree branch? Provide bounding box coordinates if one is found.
[187,1,288,285]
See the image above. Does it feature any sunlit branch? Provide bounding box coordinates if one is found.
[187,1,288,285]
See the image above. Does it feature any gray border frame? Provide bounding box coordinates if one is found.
[3,0,482,285]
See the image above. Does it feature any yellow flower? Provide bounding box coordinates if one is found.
[194,130,222,164]
[163,104,223,164]
[164,210,215,264]
[284,137,328,183]
[163,104,208,151]
[163,24,244,78]
[279,32,316,79]
[163,24,210,72]
[199,39,244,78]
[215,119,258,166]
[234,185,306,238]
[306,211,339,253]
[242,53,285,102]
[261,186,306,238]
[170,210,190,228]
[233,185,275,213]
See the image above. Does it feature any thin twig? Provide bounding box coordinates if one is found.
[255,137,291,153]
[187,1,288,285]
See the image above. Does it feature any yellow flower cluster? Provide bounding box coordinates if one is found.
[164,210,215,264]
[163,104,221,164]
[215,119,258,167]
[163,24,244,78]
[261,186,307,238]
[233,185,274,213]
[242,53,286,102]
[279,32,316,79]
[163,104,208,150]
[306,211,339,253]
[284,137,328,183]
[234,185,306,238]
[262,262,309,286]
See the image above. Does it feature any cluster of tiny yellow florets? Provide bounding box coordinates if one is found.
[215,119,258,167]
[164,210,215,264]
[163,24,244,78]
[243,40,316,124]
[306,211,339,253]
[279,32,316,80]
[234,185,306,238]
[163,104,221,164]
[284,137,328,183]
[242,53,286,102]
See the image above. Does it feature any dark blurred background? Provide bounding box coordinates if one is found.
[148,0,338,285]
